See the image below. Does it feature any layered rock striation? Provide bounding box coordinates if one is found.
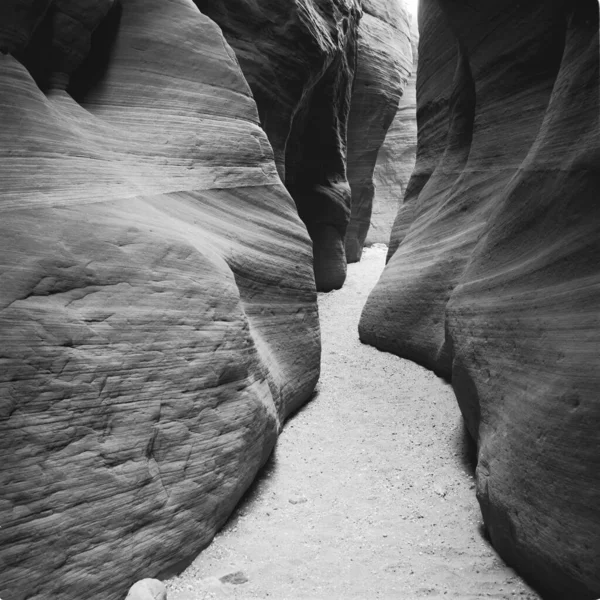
[360,0,600,597]
[196,0,362,291]
[0,1,320,599]
[345,1,414,260]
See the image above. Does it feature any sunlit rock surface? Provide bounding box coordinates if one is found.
[344,0,413,262]
[0,1,320,599]
[360,0,600,598]
[124,579,167,600]
[366,16,417,247]
[196,0,361,291]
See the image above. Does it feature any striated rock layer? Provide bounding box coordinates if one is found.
[344,0,413,262]
[360,0,600,598]
[0,1,320,599]
[196,0,361,291]
[366,16,417,247]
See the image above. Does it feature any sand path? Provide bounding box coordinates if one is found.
[166,246,540,600]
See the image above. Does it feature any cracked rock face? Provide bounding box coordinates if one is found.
[360,0,600,597]
[0,1,319,599]
[344,0,413,263]
[196,0,362,292]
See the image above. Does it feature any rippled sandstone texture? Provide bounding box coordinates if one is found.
[343,0,413,262]
[366,16,417,247]
[360,1,600,598]
[0,1,320,599]
[196,0,362,291]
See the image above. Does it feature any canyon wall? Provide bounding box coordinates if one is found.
[366,17,417,246]
[196,0,361,291]
[344,0,413,262]
[360,1,600,598]
[0,1,320,599]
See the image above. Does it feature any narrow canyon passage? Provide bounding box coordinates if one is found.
[166,247,540,600]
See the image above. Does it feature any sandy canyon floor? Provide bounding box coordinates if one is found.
[166,246,540,600]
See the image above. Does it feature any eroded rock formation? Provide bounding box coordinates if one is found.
[196,0,361,291]
[0,1,320,599]
[360,0,600,598]
[366,17,417,247]
[344,1,414,261]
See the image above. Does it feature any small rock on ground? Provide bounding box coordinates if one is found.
[125,578,167,600]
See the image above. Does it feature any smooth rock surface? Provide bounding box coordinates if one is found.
[0,2,319,599]
[344,0,413,262]
[196,0,362,291]
[360,1,600,598]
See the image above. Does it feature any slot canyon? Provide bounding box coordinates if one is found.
[0,1,598,599]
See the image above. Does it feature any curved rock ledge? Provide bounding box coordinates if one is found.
[360,0,600,597]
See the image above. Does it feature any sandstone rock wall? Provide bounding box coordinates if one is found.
[360,0,600,597]
[344,0,413,262]
[199,1,416,284]
[366,17,417,247]
[0,2,320,599]
[196,0,362,291]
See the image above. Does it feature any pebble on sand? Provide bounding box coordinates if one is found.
[124,578,167,600]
